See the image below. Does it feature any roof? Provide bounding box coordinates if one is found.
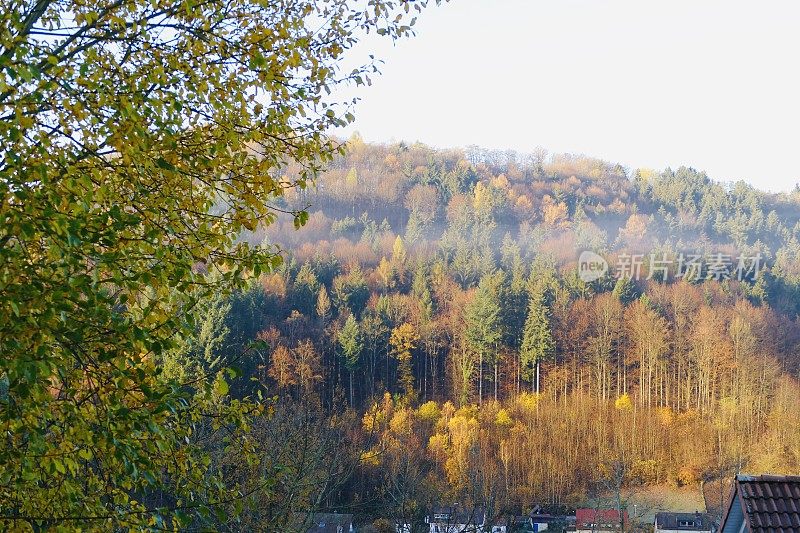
[302,512,353,533]
[429,505,486,525]
[720,474,800,532]
[655,512,713,530]
[515,514,573,522]
[528,512,557,522]
[576,508,628,528]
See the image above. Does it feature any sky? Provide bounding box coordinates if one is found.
[336,0,800,192]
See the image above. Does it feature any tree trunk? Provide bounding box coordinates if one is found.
[423,351,428,402]
[494,362,498,401]
[479,351,483,405]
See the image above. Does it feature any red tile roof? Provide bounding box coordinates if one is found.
[724,474,800,532]
[576,508,629,528]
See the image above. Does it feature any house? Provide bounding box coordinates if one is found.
[426,506,489,532]
[574,509,628,533]
[513,510,557,532]
[303,512,356,533]
[654,512,713,533]
[484,523,508,533]
[719,474,800,532]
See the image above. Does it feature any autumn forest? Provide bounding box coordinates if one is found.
[169,138,800,526]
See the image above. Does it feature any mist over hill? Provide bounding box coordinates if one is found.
[255,138,800,315]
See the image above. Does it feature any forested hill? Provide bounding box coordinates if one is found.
[198,138,800,517]
[260,137,800,304]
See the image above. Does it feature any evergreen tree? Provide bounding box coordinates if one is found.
[332,266,370,317]
[361,310,390,396]
[451,239,480,288]
[612,276,639,305]
[161,290,231,383]
[520,286,554,394]
[338,314,363,406]
[464,272,504,403]
[291,262,321,316]
[411,263,435,319]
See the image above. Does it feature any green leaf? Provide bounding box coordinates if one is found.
[214,375,229,397]
[155,157,175,171]
[293,210,309,229]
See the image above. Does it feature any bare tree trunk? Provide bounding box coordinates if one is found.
[479,351,483,405]
[494,362,498,401]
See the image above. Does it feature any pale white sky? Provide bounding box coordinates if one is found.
[337,0,800,192]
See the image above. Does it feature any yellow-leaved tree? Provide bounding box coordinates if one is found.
[390,322,419,404]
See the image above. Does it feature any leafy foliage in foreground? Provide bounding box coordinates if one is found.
[0,0,438,529]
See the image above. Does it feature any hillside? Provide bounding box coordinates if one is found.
[175,139,800,524]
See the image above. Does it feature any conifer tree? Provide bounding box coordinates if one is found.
[338,314,363,407]
[520,286,554,394]
[465,272,504,403]
[292,263,321,316]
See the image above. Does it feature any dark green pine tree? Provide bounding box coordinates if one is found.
[612,276,639,304]
[520,286,554,394]
[465,271,504,403]
[291,262,320,316]
[337,314,363,407]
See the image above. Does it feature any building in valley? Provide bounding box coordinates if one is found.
[574,508,628,533]
[654,512,713,533]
